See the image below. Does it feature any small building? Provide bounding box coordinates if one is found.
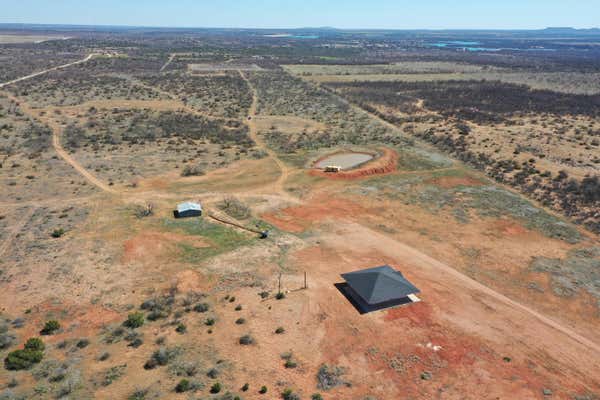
[174,202,202,219]
[338,265,420,314]
[324,165,341,173]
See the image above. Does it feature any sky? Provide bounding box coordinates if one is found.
[1,0,599,30]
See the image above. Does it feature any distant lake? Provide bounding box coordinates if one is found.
[263,34,319,39]
[427,41,555,52]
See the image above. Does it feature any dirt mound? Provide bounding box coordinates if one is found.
[310,147,398,180]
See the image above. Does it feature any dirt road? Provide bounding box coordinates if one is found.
[159,54,176,72]
[239,70,292,195]
[0,53,98,89]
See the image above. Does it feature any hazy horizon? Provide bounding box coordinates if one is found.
[2,0,599,30]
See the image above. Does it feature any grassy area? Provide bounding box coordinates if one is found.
[163,218,255,263]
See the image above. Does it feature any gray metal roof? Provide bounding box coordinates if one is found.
[341,265,420,305]
[177,202,202,213]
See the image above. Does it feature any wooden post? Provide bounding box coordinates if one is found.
[278,273,282,295]
[304,271,307,289]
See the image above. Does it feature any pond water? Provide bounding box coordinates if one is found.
[315,152,374,170]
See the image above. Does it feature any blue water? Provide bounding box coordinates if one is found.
[427,41,555,52]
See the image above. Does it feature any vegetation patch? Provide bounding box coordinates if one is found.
[164,218,255,263]
[530,247,600,306]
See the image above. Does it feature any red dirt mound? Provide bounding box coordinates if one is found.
[309,147,398,180]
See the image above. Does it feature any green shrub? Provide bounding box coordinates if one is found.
[175,323,187,334]
[210,382,222,394]
[175,379,191,393]
[282,388,300,400]
[40,320,60,335]
[51,228,65,238]
[275,292,285,300]
[235,304,243,311]
[235,318,246,325]
[124,312,145,329]
[241,383,249,391]
[275,327,285,334]
[25,338,45,351]
[259,386,268,394]
[312,394,323,400]
[205,318,216,326]
[4,338,45,370]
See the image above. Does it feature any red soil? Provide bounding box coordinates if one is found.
[426,175,485,188]
[309,147,398,180]
[261,195,367,233]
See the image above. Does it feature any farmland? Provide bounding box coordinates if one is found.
[0,26,598,400]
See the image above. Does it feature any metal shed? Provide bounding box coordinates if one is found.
[174,201,202,218]
[338,265,420,314]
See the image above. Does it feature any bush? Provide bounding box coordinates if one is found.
[205,318,216,326]
[25,338,45,351]
[241,383,249,391]
[175,379,191,393]
[0,332,15,349]
[218,197,251,220]
[284,359,297,369]
[124,312,145,329]
[207,367,219,378]
[144,346,180,369]
[76,338,90,349]
[175,323,187,334]
[51,228,65,238]
[282,388,300,400]
[275,292,286,300]
[235,318,246,325]
[128,389,148,400]
[312,394,323,400]
[210,382,222,394]
[235,304,243,311]
[40,320,60,335]
[317,364,347,390]
[259,386,268,394]
[239,335,254,345]
[275,327,285,334]
[181,164,205,177]
[193,303,210,313]
[4,338,45,370]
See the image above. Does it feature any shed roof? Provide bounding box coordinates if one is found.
[177,202,202,213]
[341,265,420,305]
